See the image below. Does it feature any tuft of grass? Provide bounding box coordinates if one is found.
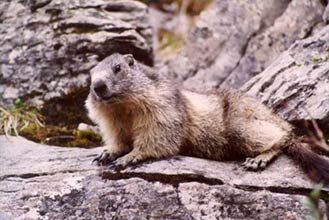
[303,183,324,220]
[0,98,102,148]
[0,98,44,136]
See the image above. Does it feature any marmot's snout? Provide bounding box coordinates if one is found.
[91,80,119,102]
[93,81,107,98]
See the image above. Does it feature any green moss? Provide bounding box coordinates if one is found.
[20,123,102,148]
[312,57,323,63]
[1,93,102,148]
[74,129,100,140]
[157,29,183,55]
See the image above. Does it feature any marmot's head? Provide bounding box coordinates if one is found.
[89,53,155,104]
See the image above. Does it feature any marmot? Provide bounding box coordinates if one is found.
[86,53,329,183]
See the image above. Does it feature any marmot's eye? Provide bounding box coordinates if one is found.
[113,64,121,73]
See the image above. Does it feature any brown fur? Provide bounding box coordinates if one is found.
[286,141,329,183]
[86,53,329,184]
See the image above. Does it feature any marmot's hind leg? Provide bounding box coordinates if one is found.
[242,149,281,171]
[236,118,291,171]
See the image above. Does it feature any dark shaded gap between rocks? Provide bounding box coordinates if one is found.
[100,171,224,187]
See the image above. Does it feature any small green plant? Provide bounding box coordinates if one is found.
[158,29,183,51]
[303,183,323,220]
[0,99,44,136]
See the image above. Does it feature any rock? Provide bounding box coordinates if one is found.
[324,4,329,23]
[242,25,329,128]
[179,183,317,220]
[1,136,328,219]
[78,123,100,134]
[0,0,153,105]
[148,6,190,63]
[221,0,324,88]
[162,0,324,90]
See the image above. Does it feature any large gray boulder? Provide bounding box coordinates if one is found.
[163,0,324,90]
[1,136,328,219]
[221,0,325,88]
[242,25,329,127]
[0,0,153,105]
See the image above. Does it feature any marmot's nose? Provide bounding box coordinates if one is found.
[93,81,107,97]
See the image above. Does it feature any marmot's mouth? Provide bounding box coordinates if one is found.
[92,91,121,104]
[102,94,120,103]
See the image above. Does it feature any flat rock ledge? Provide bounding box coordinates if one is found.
[0,136,328,220]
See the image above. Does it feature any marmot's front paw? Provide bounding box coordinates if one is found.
[92,150,121,166]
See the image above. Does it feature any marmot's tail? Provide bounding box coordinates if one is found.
[285,141,329,184]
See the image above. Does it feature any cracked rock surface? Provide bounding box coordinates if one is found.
[1,136,328,219]
[0,0,153,105]
[242,25,329,127]
[163,0,324,90]
[160,0,329,128]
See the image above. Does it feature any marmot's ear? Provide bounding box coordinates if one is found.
[124,54,134,66]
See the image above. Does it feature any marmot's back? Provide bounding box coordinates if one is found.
[181,89,292,160]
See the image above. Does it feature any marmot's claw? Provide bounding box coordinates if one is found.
[107,155,140,171]
[92,150,113,166]
[107,159,130,171]
[242,157,266,171]
[107,161,124,171]
[92,157,98,165]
